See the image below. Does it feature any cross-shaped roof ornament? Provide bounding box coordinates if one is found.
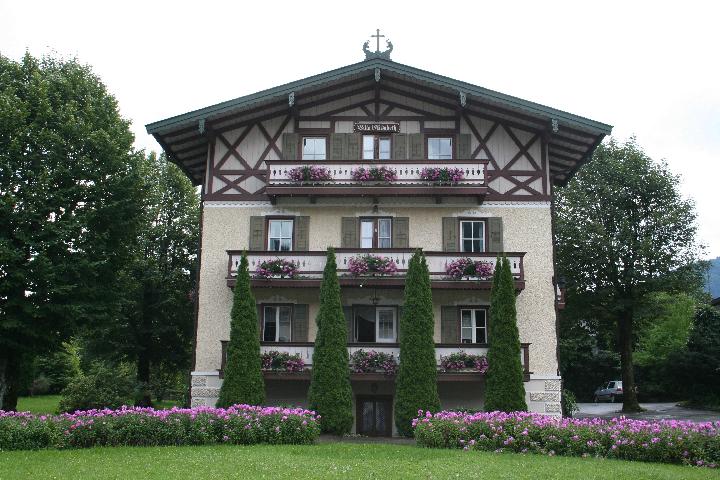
[371,29,385,53]
[363,29,393,60]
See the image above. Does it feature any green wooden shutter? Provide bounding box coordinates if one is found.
[294,216,310,251]
[330,133,347,160]
[249,216,265,250]
[347,134,361,160]
[488,217,504,252]
[441,306,459,343]
[392,133,408,160]
[458,133,471,159]
[343,306,354,343]
[293,304,309,342]
[341,217,358,248]
[392,217,409,248]
[409,133,424,160]
[442,217,458,252]
[282,133,298,160]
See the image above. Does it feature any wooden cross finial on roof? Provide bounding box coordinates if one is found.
[371,29,385,52]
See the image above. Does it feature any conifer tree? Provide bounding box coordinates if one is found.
[216,253,265,407]
[484,257,527,412]
[395,250,440,436]
[309,248,353,434]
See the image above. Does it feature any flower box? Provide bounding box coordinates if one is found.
[347,254,398,276]
[351,166,397,182]
[287,165,333,182]
[419,167,465,183]
[350,349,398,375]
[254,258,300,279]
[261,350,305,372]
[445,258,494,280]
[439,351,488,374]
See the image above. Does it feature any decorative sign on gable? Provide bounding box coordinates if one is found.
[353,122,400,133]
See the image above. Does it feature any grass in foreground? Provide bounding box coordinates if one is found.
[1,443,717,480]
[15,395,61,414]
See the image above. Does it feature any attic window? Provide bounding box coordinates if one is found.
[302,137,326,160]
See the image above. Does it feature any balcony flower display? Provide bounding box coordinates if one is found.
[287,165,333,182]
[261,350,305,372]
[254,258,299,279]
[445,258,494,280]
[347,254,398,276]
[351,166,397,182]
[439,351,489,374]
[350,349,398,375]
[419,167,465,183]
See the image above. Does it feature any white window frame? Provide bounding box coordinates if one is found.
[460,220,485,253]
[427,137,453,160]
[460,308,487,344]
[360,218,392,249]
[267,219,293,251]
[362,135,391,160]
[263,305,292,342]
[375,307,397,343]
[301,136,327,160]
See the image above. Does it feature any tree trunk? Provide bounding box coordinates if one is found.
[135,351,152,407]
[618,311,641,412]
[0,355,7,411]
[0,354,20,412]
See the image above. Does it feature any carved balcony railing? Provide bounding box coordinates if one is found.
[264,160,489,199]
[226,249,525,290]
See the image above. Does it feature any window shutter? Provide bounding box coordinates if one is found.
[341,217,358,248]
[249,216,265,250]
[397,306,404,343]
[293,304,309,342]
[392,217,409,248]
[488,217,504,252]
[458,133,471,159]
[295,216,310,251]
[347,134,361,160]
[441,306,459,343]
[282,133,298,160]
[392,133,408,160]
[343,306,353,343]
[330,133,347,160]
[442,217,458,252]
[257,305,263,341]
[409,133,424,160]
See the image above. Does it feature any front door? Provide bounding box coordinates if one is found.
[357,396,392,436]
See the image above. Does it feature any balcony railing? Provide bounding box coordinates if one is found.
[226,249,525,290]
[264,160,489,198]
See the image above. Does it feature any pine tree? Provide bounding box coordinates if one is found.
[484,256,527,412]
[216,253,265,407]
[395,250,440,436]
[308,248,353,434]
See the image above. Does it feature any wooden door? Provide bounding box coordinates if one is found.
[356,396,392,436]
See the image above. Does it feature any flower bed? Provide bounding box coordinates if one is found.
[0,404,320,451]
[413,410,720,468]
[350,350,398,375]
[351,166,397,182]
[254,258,299,279]
[445,258,494,280]
[419,167,465,183]
[347,254,398,276]
[287,165,333,182]
[439,352,488,373]
[261,351,305,372]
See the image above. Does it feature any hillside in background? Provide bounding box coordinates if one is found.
[707,257,720,299]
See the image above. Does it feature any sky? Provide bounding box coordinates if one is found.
[2,0,719,257]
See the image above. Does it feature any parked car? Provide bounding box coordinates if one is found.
[593,381,623,403]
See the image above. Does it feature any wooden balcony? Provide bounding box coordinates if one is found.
[226,249,525,290]
[264,160,489,200]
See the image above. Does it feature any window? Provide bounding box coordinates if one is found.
[263,305,292,342]
[427,137,453,160]
[302,137,326,160]
[360,218,392,248]
[460,220,485,252]
[460,308,487,344]
[362,135,391,160]
[268,219,293,251]
[353,306,397,343]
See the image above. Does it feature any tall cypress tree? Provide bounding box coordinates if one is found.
[309,248,353,435]
[484,256,527,412]
[395,250,440,436]
[216,253,265,407]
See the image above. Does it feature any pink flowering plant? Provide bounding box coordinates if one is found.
[287,165,333,182]
[445,258,494,280]
[413,410,720,468]
[351,166,397,182]
[261,351,305,372]
[347,254,398,276]
[254,258,299,279]
[439,352,488,373]
[419,167,465,183]
[350,349,398,375]
[0,404,320,450]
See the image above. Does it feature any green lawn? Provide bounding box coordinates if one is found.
[0,443,716,480]
[15,395,61,414]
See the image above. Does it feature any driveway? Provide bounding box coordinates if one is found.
[576,402,720,423]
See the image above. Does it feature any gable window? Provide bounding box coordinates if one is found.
[360,218,392,248]
[428,137,453,160]
[353,306,398,343]
[362,135,391,160]
[302,137,326,160]
[263,305,292,342]
[460,308,487,344]
[268,219,293,251]
[460,220,485,252]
